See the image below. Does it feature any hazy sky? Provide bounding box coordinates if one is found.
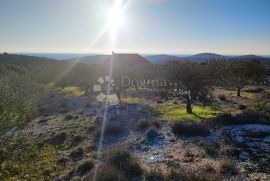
[0,0,270,55]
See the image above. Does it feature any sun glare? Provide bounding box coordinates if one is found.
[107,0,125,37]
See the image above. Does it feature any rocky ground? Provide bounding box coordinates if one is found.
[9,87,270,180]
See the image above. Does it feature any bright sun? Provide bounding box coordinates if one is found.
[107,0,125,36]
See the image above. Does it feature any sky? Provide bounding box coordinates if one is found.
[0,0,270,55]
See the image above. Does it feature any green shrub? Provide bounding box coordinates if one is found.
[50,132,67,145]
[214,111,270,125]
[218,94,226,101]
[146,128,159,141]
[219,160,237,175]
[138,119,150,129]
[145,168,165,181]
[168,166,222,181]
[238,104,247,110]
[0,135,57,180]
[76,159,94,176]
[103,147,142,178]
[105,122,125,135]
[172,121,210,137]
[69,147,84,160]
[95,163,125,181]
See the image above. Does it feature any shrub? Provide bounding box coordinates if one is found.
[219,160,237,175]
[214,111,270,125]
[172,121,210,137]
[65,114,79,120]
[218,94,226,101]
[50,132,67,145]
[70,135,84,147]
[95,163,125,181]
[105,123,125,135]
[138,119,161,129]
[204,162,216,173]
[57,157,69,166]
[167,166,222,181]
[252,100,267,112]
[138,119,150,129]
[103,147,142,178]
[238,104,247,110]
[246,87,264,93]
[146,128,159,141]
[69,147,84,160]
[234,110,270,125]
[144,168,165,181]
[76,159,94,176]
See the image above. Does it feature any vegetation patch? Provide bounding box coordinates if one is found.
[219,159,237,175]
[146,127,160,141]
[144,167,165,181]
[102,146,142,179]
[214,110,270,125]
[156,105,220,121]
[75,159,94,176]
[122,96,143,104]
[172,121,210,137]
[60,86,85,96]
[0,135,58,180]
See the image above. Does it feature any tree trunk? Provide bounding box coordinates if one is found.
[237,87,241,97]
[186,95,192,114]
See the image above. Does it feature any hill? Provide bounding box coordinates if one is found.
[186,53,227,61]
[104,53,151,67]
[66,55,110,64]
[0,53,54,66]
[145,54,180,64]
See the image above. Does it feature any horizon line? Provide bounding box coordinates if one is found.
[2,51,270,57]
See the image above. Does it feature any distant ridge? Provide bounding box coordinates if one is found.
[66,55,110,64]
[145,54,180,64]
[104,53,151,67]
[187,53,227,60]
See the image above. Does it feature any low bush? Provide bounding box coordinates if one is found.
[214,111,270,125]
[245,87,264,93]
[138,119,150,129]
[218,94,226,101]
[172,121,210,137]
[70,135,84,147]
[76,159,94,176]
[50,132,67,145]
[219,159,237,175]
[167,166,222,181]
[103,146,142,179]
[65,114,79,120]
[105,122,125,135]
[146,127,159,141]
[69,147,84,160]
[238,104,247,110]
[144,168,165,181]
[138,119,161,129]
[94,163,125,181]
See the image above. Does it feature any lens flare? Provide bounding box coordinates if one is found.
[107,0,125,37]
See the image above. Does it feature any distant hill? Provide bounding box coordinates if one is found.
[234,54,270,62]
[66,55,110,64]
[187,53,227,61]
[104,53,151,67]
[145,54,180,64]
[0,53,55,66]
[176,53,270,63]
